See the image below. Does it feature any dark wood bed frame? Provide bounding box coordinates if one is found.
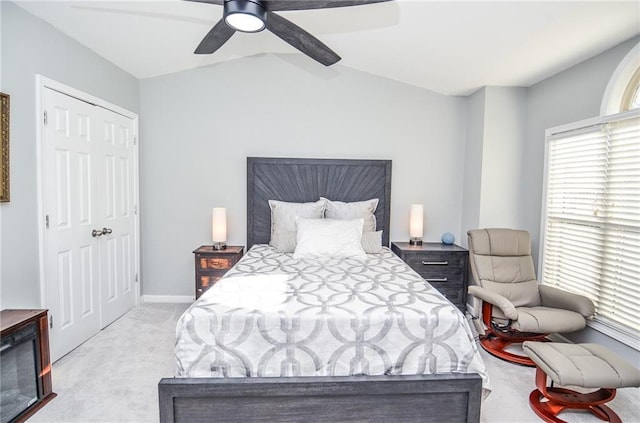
[158,157,482,423]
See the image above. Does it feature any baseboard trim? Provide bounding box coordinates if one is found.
[141,295,194,303]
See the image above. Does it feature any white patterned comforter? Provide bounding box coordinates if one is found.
[175,245,489,390]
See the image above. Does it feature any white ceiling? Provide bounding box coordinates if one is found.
[14,0,640,95]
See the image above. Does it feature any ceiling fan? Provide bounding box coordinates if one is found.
[184,0,392,66]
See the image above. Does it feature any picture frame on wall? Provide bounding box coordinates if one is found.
[1,92,9,202]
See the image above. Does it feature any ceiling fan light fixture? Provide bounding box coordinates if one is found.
[224,0,266,33]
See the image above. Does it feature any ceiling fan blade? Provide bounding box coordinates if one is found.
[182,0,224,5]
[265,12,340,66]
[266,0,391,12]
[194,18,236,54]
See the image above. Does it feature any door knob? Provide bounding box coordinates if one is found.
[92,228,113,237]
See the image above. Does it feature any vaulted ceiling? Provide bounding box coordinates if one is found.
[14,0,640,95]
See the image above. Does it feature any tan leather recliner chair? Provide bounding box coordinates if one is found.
[467,228,595,366]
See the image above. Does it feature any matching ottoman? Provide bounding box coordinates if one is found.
[523,342,640,423]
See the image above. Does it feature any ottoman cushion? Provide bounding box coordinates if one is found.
[523,342,640,389]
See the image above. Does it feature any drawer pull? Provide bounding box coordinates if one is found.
[200,258,232,269]
[426,278,448,282]
[422,261,448,266]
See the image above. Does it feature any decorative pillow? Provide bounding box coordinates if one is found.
[321,197,378,232]
[361,231,383,254]
[293,218,367,260]
[269,199,325,253]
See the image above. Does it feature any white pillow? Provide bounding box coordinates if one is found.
[321,197,378,232]
[293,218,367,260]
[361,231,383,254]
[269,199,326,253]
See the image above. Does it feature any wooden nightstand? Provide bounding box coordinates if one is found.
[391,242,469,313]
[193,246,244,299]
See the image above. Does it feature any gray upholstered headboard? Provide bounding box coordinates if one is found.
[247,157,392,249]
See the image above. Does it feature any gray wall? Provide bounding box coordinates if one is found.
[460,86,527,248]
[139,54,467,296]
[0,2,139,308]
[479,87,527,229]
[460,88,485,244]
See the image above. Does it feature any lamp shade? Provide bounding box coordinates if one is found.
[409,204,424,238]
[212,208,227,244]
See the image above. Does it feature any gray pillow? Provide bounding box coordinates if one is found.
[268,199,325,252]
[361,231,383,254]
[321,197,378,232]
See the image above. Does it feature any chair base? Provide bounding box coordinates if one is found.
[478,301,549,367]
[529,367,620,423]
[480,333,549,367]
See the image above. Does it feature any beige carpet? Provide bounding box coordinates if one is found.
[29,303,640,423]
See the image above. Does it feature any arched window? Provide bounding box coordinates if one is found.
[621,67,640,111]
[601,42,640,115]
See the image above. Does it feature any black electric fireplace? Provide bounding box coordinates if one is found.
[1,322,39,422]
[0,310,56,423]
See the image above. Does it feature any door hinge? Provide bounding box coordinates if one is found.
[45,214,50,229]
[135,273,139,283]
[44,110,48,126]
[133,135,137,146]
[134,205,137,215]
[49,315,53,329]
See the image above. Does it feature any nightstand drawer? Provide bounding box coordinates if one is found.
[405,258,464,279]
[405,254,465,272]
[428,283,462,303]
[415,268,464,283]
[199,257,233,270]
[197,274,225,297]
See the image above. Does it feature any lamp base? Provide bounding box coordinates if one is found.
[212,242,227,250]
[409,237,423,246]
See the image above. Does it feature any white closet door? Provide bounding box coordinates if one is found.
[43,88,101,361]
[95,107,136,325]
[42,88,137,361]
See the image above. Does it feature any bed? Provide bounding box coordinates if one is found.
[158,157,487,423]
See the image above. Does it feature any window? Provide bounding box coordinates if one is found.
[601,42,640,115]
[541,110,640,347]
[621,67,640,111]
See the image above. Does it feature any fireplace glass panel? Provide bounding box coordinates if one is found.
[1,325,39,423]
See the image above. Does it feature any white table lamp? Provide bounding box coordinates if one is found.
[212,207,227,250]
[409,204,423,246]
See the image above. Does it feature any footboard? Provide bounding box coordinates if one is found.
[158,374,482,423]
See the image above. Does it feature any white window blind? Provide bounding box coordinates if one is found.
[541,111,640,344]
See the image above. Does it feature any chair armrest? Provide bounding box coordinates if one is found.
[539,285,595,318]
[468,285,518,320]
